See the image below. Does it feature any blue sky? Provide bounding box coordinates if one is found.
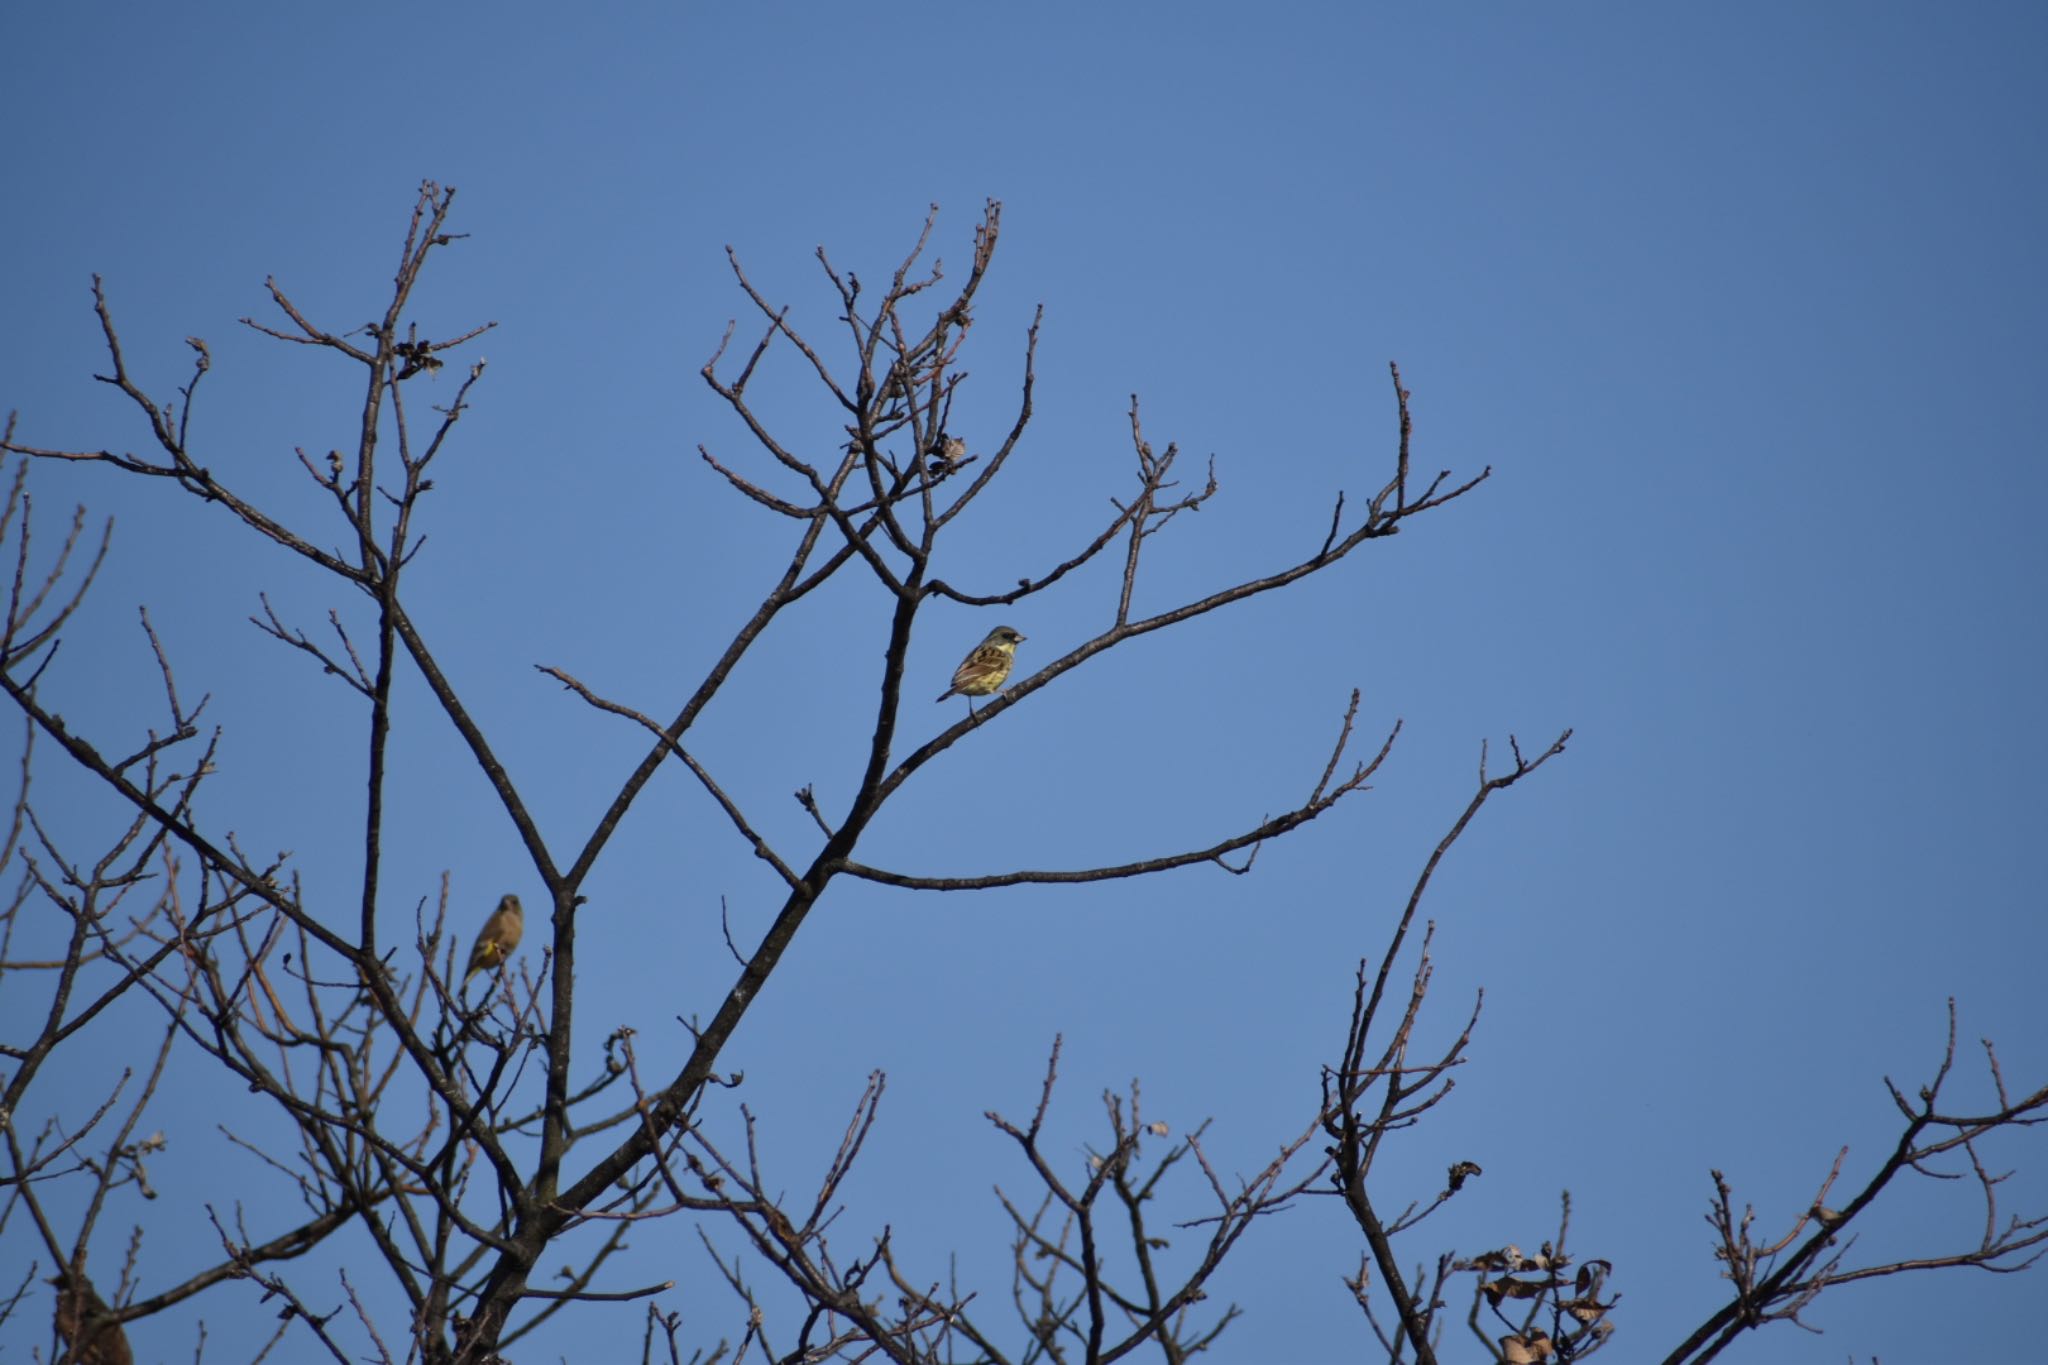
[4,5,2044,1362]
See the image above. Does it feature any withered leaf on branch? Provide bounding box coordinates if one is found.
[1457,1243,1554,1274]
[1480,1274,1561,1306]
[1500,1330,1555,1364]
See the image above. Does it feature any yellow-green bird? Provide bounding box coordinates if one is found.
[937,626,1026,710]
[462,894,524,988]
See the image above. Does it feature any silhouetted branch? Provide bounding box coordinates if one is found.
[1661,1004,2048,1364]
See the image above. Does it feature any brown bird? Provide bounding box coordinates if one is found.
[462,894,524,989]
[52,1271,133,1365]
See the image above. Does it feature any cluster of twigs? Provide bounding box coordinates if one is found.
[2,185,2042,1365]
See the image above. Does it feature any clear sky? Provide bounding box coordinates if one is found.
[4,4,2045,1362]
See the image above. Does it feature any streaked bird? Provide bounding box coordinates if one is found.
[52,1271,132,1365]
[462,894,524,988]
[937,626,1026,710]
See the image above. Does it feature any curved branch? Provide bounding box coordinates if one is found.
[847,703,1394,892]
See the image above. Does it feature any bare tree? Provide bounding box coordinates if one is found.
[1317,750,2046,1363]
[2,186,2042,1364]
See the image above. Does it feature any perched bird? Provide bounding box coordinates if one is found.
[462,894,524,988]
[51,1271,133,1365]
[936,626,1026,710]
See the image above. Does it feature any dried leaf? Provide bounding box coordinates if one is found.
[1460,1246,1518,1272]
[1481,1275,1555,1306]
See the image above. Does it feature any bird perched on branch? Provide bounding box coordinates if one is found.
[937,626,1026,711]
[462,894,524,988]
[52,1271,132,1365]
